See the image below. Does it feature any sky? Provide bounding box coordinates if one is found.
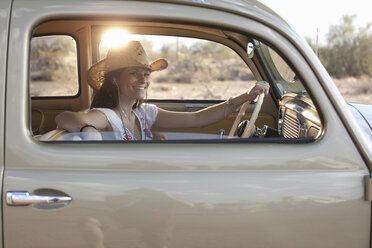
[259,0,372,45]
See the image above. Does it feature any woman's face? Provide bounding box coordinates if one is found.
[116,67,151,100]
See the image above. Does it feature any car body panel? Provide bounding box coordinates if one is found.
[4,168,370,248]
[3,0,371,248]
[156,0,290,26]
[0,0,12,247]
[349,103,372,129]
[0,0,11,166]
[347,104,372,146]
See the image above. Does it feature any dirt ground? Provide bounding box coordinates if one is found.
[147,80,256,100]
[332,76,372,104]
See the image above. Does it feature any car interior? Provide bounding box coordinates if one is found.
[30,19,322,142]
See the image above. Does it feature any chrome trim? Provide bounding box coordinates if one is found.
[6,192,72,206]
[261,125,268,137]
[282,113,300,138]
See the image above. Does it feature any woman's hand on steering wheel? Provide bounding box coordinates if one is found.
[228,81,270,138]
[246,81,270,101]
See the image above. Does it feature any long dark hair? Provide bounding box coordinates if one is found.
[90,68,144,109]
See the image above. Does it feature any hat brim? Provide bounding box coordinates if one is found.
[148,59,168,71]
[88,58,168,91]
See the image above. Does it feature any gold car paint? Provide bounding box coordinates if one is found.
[0,0,12,247]
[0,0,11,162]
[3,0,371,248]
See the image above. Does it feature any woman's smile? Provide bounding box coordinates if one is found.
[117,67,151,100]
[130,82,148,96]
[132,85,147,90]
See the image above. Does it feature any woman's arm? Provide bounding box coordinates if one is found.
[154,81,270,129]
[55,110,109,133]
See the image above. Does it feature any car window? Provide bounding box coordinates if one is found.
[30,35,79,97]
[98,33,255,101]
[255,41,308,96]
[30,24,321,143]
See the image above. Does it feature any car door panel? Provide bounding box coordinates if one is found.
[0,1,12,247]
[3,167,369,248]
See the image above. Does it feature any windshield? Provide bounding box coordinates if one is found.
[255,41,308,97]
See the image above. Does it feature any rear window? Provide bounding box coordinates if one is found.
[30,35,79,97]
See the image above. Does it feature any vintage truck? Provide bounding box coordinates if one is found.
[0,0,371,247]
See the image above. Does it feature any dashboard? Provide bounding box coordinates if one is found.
[279,93,322,139]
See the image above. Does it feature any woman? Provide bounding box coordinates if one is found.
[56,40,269,140]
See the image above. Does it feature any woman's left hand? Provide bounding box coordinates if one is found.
[246,81,270,101]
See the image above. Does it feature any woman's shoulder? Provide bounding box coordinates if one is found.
[89,107,123,132]
[88,107,119,122]
[135,103,158,128]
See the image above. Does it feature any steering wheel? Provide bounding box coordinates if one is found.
[228,93,265,138]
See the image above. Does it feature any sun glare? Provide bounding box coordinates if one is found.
[100,29,131,49]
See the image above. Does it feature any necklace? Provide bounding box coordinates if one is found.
[120,107,130,119]
[118,109,129,140]
[118,107,141,140]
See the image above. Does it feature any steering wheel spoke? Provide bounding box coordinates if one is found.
[228,93,265,138]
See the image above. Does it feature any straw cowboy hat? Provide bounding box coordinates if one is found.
[88,40,168,91]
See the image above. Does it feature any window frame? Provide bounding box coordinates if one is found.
[30,33,82,100]
[29,24,324,144]
[27,20,323,144]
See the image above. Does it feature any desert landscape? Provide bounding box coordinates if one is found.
[332,76,372,104]
[30,35,371,105]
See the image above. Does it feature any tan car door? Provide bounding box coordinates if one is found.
[0,0,12,247]
[3,1,371,248]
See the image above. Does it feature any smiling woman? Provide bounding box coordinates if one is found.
[56,40,170,140]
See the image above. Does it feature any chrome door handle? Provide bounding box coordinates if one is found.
[6,191,72,206]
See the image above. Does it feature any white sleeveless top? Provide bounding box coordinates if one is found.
[90,104,158,141]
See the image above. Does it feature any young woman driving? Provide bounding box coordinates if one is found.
[56,41,270,140]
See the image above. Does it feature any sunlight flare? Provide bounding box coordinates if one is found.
[100,29,131,49]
